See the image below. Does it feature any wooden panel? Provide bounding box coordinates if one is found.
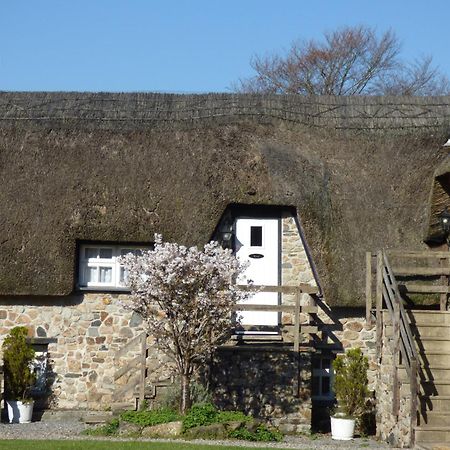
[392,267,450,276]
[114,332,146,360]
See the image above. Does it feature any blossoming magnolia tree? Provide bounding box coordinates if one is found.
[119,235,250,413]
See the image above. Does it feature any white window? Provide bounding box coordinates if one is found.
[78,244,148,290]
[312,355,334,400]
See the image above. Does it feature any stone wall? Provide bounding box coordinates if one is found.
[210,347,311,433]
[376,315,411,448]
[0,294,162,410]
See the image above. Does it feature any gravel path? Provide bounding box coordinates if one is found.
[0,421,395,449]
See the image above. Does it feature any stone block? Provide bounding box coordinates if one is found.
[141,421,183,437]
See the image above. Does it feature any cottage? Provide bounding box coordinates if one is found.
[1,92,450,447]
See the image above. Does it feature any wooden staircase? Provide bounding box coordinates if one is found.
[370,251,450,449]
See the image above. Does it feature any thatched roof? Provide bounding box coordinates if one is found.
[1,92,450,305]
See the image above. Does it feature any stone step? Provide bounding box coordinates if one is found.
[410,311,450,327]
[419,395,450,413]
[418,411,450,427]
[415,443,450,450]
[399,366,450,382]
[415,426,450,443]
[419,353,450,367]
[385,324,450,339]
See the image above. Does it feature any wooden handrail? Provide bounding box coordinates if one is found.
[376,251,419,447]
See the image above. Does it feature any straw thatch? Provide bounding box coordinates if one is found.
[1,92,449,305]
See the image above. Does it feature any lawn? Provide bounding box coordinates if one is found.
[0,441,278,450]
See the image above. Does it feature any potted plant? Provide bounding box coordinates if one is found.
[331,347,369,440]
[2,326,36,423]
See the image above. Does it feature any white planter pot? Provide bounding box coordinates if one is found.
[6,400,34,423]
[331,416,355,440]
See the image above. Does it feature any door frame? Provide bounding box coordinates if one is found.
[233,208,282,331]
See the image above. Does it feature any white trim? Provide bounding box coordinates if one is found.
[78,244,149,290]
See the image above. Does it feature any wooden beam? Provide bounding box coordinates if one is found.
[114,332,146,360]
[387,250,450,259]
[114,355,141,381]
[232,304,317,313]
[235,284,318,294]
[366,251,373,325]
[410,358,418,448]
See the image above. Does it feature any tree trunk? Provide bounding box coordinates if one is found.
[180,373,191,414]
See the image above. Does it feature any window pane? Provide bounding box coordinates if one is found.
[322,377,330,394]
[250,226,262,247]
[99,267,112,283]
[312,358,320,370]
[312,376,320,396]
[85,248,98,259]
[99,248,113,259]
[86,266,98,283]
[322,358,331,369]
[119,267,128,285]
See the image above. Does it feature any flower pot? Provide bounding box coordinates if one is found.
[6,400,34,423]
[331,416,355,440]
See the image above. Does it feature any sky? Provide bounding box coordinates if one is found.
[1,0,449,93]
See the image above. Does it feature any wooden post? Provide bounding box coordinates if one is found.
[366,251,373,325]
[410,358,418,448]
[392,290,400,416]
[292,289,301,397]
[139,333,147,407]
[376,251,384,362]
[294,289,301,353]
[440,258,448,311]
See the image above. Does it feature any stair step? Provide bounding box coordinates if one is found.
[418,411,450,427]
[420,395,450,412]
[415,426,450,443]
[414,444,450,450]
[403,381,450,396]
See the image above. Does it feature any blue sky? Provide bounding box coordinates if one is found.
[1,0,449,92]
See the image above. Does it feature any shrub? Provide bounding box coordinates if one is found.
[158,380,212,410]
[228,424,283,442]
[2,326,36,402]
[120,408,181,427]
[182,403,218,431]
[217,410,251,423]
[332,348,369,419]
[84,419,120,436]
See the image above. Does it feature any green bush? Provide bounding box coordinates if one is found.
[182,403,218,430]
[216,410,251,423]
[332,348,369,419]
[158,380,212,411]
[2,326,36,401]
[84,419,120,436]
[228,424,283,442]
[120,408,181,427]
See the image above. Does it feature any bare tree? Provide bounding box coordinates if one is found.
[234,26,449,96]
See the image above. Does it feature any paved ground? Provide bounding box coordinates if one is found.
[0,421,394,449]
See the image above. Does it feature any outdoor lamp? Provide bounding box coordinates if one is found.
[219,223,233,244]
[439,208,450,235]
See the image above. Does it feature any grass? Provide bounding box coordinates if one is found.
[0,441,278,450]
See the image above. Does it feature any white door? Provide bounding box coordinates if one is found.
[235,217,280,330]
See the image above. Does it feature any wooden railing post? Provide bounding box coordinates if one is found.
[376,251,384,362]
[440,258,448,311]
[410,358,418,448]
[139,333,147,407]
[392,288,400,417]
[366,251,373,325]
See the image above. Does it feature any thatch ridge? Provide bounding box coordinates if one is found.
[0,92,449,305]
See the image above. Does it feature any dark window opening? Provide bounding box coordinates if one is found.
[250,226,263,247]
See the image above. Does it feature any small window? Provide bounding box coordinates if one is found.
[250,226,263,247]
[78,244,149,290]
[312,355,334,400]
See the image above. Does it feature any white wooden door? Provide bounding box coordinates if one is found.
[235,217,280,329]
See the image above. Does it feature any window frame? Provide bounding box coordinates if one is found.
[311,354,335,401]
[78,243,150,291]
